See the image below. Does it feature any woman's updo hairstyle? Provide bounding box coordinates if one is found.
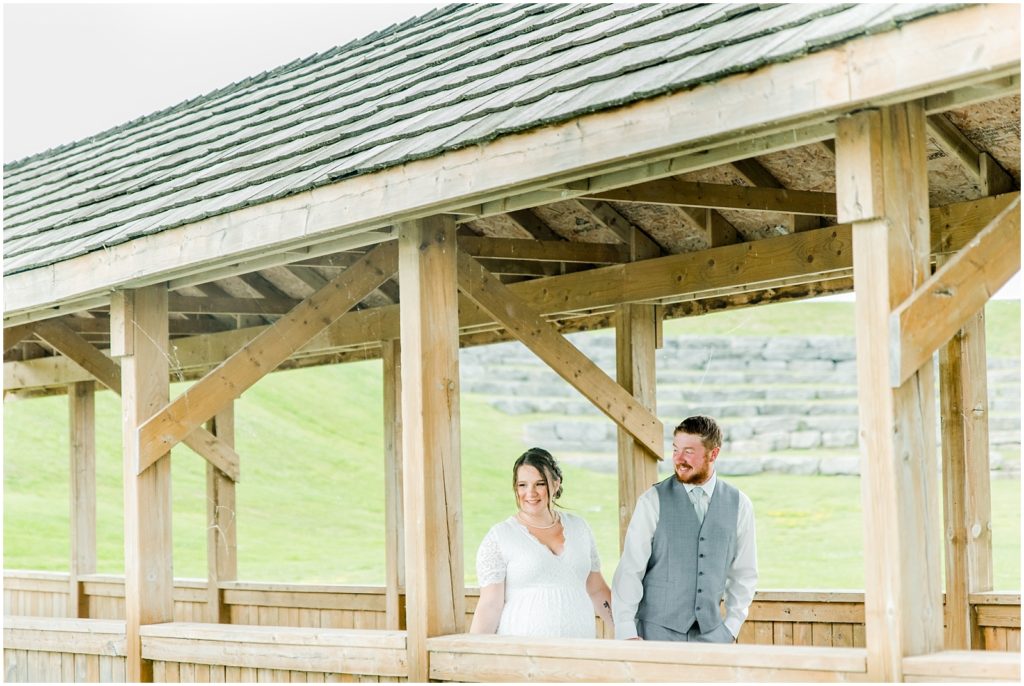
[512,447,564,510]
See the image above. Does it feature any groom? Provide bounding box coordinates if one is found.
[611,415,758,642]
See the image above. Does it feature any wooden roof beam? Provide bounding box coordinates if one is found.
[505,209,562,241]
[3,324,36,354]
[136,242,398,472]
[890,196,1020,386]
[572,200,663,259]
[31,318,240,481]
[456,236,629,264]
[456,249,663,457]
[730,158,820,233]
[6,194,1016,391]
[168,295,300,316]
[582,179,837,216]
[927,114,983,184]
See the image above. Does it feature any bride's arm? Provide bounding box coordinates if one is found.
[586,571,614,630]
[469,582,505,633]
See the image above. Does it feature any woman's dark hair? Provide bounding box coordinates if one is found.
[512,447,564,512]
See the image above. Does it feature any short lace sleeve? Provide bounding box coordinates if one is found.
[475,527,506,587]
[582,516,601,573]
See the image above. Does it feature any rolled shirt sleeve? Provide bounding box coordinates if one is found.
[723,492,758,638]
[611,487,659,640]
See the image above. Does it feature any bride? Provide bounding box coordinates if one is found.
[470,447,614,638]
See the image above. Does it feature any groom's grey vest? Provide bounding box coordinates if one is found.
[637,476,739,634]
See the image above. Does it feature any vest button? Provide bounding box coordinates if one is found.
[700,537,705,541]
[697,589,702,593]
[699,553,704,558]
[699,571,704,576]
[696,606,701,611]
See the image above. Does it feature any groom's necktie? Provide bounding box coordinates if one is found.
[689,486,707,524]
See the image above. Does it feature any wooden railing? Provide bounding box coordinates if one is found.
[141,623,407,682]
[3,616,126,682]
[4,571,1020,652]
[427,635,870,682]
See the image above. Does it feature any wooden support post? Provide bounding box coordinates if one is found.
[68,380,96,619]
[398,216,464,681]
[837,103,943,681]
[939,150,1005,648]
[112,286,173,683]
[382,339,406,631]
[206,404,237,624]
[615,304,661,550]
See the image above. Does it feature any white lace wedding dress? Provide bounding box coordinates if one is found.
[475,511,601,638]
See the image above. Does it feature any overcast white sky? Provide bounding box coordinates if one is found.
[2,2,1018,299]
[3,2,441,162]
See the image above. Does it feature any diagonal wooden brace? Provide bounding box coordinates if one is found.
[456,248,663,457]
[890,196,1020,387]
[32,318,241,481]
[3,323,37,354]
[137,241,399,472]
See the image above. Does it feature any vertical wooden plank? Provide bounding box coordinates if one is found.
[207,403,238,625]
[61,651,75,682]
[399,216,465,682]
[837,102,943,681]
[382,339,406,631]
[794,622,813,646]
[833,623,853,647]
[153,661,167,683]
[112,657,125,683]
[48,651,62,681]
[75,652,88,682]
[69,380,97,619]
[320,609,344,628]
[113,285,173,682]
[777,622,795,646]
[307,672,325,683]
[1006,628,1021,652]
[812,622,833,647]
[226,666,242,681]
[195,663,211,682]
[853,623,867,648]
[99,655,113,682]
[298,608,320,628]
[753,622,774,645]
[615,304,661,550]
[291,670,308,682]
[180,661,197,682]
[210,664,227,682]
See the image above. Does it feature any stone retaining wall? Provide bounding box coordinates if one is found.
[460,333,1021,476]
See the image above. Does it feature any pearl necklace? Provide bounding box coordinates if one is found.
[517,511,560,529]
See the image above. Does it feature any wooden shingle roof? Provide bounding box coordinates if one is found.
[3,2,960,276]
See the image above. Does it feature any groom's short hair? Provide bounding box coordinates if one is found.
[674,415,722,451]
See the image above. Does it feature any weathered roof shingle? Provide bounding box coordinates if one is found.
[3,3,958,275]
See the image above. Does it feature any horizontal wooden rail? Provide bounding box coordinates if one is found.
[4,572,1020,653]
[428,634,868,682]
[902,650,1020,682]
[3,616,127,682]
[141,622,407,681]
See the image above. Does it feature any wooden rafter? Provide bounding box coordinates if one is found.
[135,242,399,472]
[168,295,300,316]
[583,179,837,216]
[572,199,663,259]
[456,249,663,456]
[5,194,1016,392]
[3,323,36,353]
[31,318,241,481]
[927,114,983,183]
[506,208,562,241]
[457,236,629,264]
[890,196,1020,386]
[730,158,819,232]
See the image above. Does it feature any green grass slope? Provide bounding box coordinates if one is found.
[5,301,1020,589]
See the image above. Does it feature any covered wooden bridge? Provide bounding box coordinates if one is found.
[3,3,1021,682]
